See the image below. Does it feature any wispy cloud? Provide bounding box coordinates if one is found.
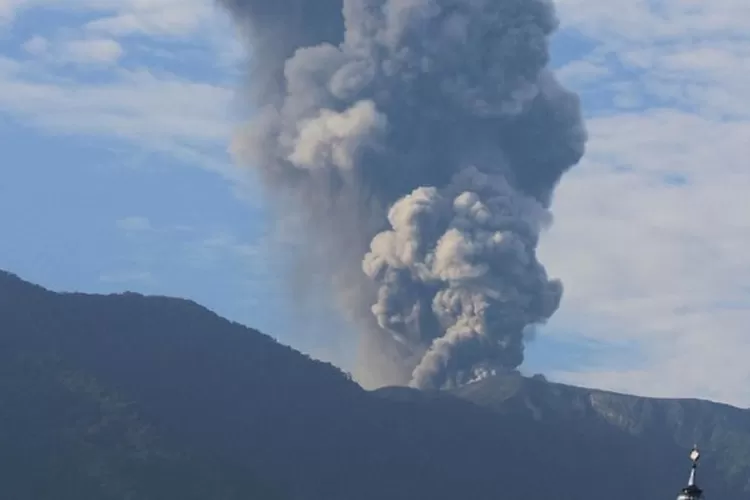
[0,57,236,173]
[535,0,750,406]
[61,38,124,65]
[22,34,125,65]
[83,0,216,38]
[0,0,242,175]
[183,230,263,270]
[113,216,269,279]
[21,35,46,55]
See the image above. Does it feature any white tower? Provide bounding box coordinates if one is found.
[677,445,703,500]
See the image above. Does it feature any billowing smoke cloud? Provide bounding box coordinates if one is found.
[221,0,587,390]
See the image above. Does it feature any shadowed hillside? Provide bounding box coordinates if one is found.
[452,371,750,493]
[1,269,748,499]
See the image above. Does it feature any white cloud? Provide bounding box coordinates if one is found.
[21,35,47,55]
[534,0,750,406]
[555,59,611,88]
[84,0,215,38]
[2,0,221,36]
[61,38,124,64]
[22,34,124,66]
[555,0,750,41]
[22,35,124,65]
[0,57,236,174]
[0,0,243,175]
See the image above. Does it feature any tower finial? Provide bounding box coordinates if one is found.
[678,445,703,500]
[690,445,700,464]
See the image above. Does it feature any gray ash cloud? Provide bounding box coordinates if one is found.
[220,0,587,390]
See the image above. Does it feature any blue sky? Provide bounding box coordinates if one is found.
[1,0,749,406]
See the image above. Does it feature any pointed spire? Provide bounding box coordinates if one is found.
[678,445,703,500]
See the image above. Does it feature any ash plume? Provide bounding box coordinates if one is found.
[220,0,587,390]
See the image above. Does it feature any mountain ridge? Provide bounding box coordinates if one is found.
[2,268,748,499]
